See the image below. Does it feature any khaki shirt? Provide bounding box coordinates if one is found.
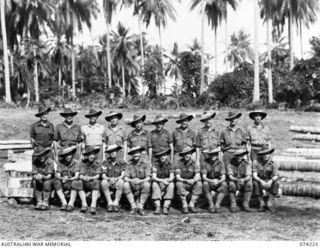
[54,122,82,147]
[152,159,174,179]
[173,128,196,153]
[150,129,173,154]
[201,158,226,179]
[220,126,247,151]
[196,127,220,150]
[81,123,106,147]
[247,124,271,146]
[105,125,128,146]
[79,160,101,177]
[125,159,151,179]
[101,158,126,178]
[32,158,55,175]
[127,129,151,149]
[30,121,55,148]
[56,159,80,177]
[253,159,279,180]
[227,159,252,179]
[175,159,200,179]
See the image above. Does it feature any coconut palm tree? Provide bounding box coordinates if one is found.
[0,0,12,103]
[253,0,259,102]
[60,0,99,99]
[111,22,139,98]
[225,30,254,68]
[140,0,179,94]
[103,0,117,90]
[164,42,182,84]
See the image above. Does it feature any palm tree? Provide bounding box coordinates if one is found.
[164,42,182,84]
[253,0,259,102]
[60,0,99,99]
[0,0,12,103]
[140,0,179,94]
[103,0,117,91]
[188,38,202,55]
[111,22,138,98]
[225,30,253,68]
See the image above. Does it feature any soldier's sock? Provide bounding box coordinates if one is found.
[154,200,161,208]
[91,190,99,208]
[229,193,237,207]
[205,193,214,208]
[189,195,199,207]
[243,191,252,208]
[114,189,122,206]
[180,195,188,208]
[163,200,171,209]
[215,192,225,208]
[102,189,113,206]
[139,194,149,209]
[258,196,265,207]
[34,190,42,206]
[267,194,275,207]
[56,189,67,205]
[78,191,88,207]
[126,193,136,209]
[42,192,51,206]
[68,190,77,207]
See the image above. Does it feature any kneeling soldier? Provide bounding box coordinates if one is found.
[123,146,151,215]
[201,148,227,213]
[253,146,279,212]
[175,147,202,214]
[101,144,126,212]
[32,147,54,211]
[151,148,175,215]
[54,146,80,211]
[78,145,101,215]
[227,149,254,213]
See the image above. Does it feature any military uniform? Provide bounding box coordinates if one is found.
[105,125,127,160]
[127,130,151,162]
[173,128,196,164]
[247,124,271,163]
[150,128,173,164]
[78,160,101,191]
[54,159,81,192]
[196,127,220,164]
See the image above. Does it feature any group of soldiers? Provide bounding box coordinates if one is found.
[29,105,280,215]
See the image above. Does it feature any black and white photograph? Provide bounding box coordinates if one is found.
[0,0,319,243]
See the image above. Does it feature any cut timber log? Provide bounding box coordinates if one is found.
[293,134,320,142]
[0,140,31,145]
[290,125,320,134]
[280,182,320,198]
[284,148,320,155]
[274,158,320,172]
[281,153,320,160]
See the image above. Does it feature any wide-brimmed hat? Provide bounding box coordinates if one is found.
[60,108,78,117]
[128,146,145,156]
[105,111,123,122]
[32,147,51,157]
[258,146,275,155]
[150,114,168,125]
[225,111,242,121]
[154,148,171,158]
[200,112,216,122]
[249,110,267,120]
[84,108,102,118]
[128,115,146,127]
[59,146,77,157]
[105,144,122,153]
[202,147,221,155]
[35,105,51,117]
[176,113,193,124]
[179,147,196,156]
[234,148,248,157]
[82,145,100,156]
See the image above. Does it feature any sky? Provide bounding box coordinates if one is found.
[75,0,320,80]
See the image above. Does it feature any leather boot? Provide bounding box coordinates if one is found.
[215,192,225,213]
[41,192,51,210]
[266,194,276,212]
[243,191,254,212]
[34,190,42,210]
[257,196,266,212]
[229,193,239,213]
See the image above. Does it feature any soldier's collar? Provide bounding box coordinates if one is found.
[108,124,121,131]
[228,126,238,132]
[133,129,146,135]
[63,121,75,128]
[177,127,190,133]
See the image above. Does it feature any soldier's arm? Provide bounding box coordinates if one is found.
[202,173,209,182]
[123,141,128,162]
[69,171,80,181]
[88,174,100,181]
[42,173,52,180]
[116,170,125,180]
[252,171,263,183]
[193,172,201,182]
[148,147,152,164]
[55,171,63,180]
[218,174,226,184]
[152,171,163,183]
[169,143,174,162]
[228,175,239,182]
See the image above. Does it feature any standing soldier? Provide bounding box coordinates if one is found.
[53,146,80,211]
[173,113,197,165]
[105,111,128,161]
[247,110,271,166]
[78,145,102,215]
[30,106,55,160]
[81,109,106,162]
[175,147,202,214]
[127,115,151,163]
[201,148,227,213]
[32,147,54,211]
[220,111,248,168]
[101,144,126,213]
[54,108,82,161]
[149,114,174,165]
[123,146,151,216]
[253,146,279,212]
[151,148,175,215]
[196,112,220,166]
[227,149,254,213]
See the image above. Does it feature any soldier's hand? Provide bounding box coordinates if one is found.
[188,179,194,185]
[265,180,273,189]
[162,179,169,185]
[212,179,219,186]
[238,179,244,185]
[133,178,140,184]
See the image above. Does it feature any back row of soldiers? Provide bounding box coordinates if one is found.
[30,106,279,215]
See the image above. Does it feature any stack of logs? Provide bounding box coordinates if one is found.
[274,125,320,198]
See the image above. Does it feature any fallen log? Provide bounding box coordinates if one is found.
[290,125,320,134]
[284,148,320,155]
[280,182,320,198]
[274,158,320,172]
[293,133,320,142]
[0,140,31,145]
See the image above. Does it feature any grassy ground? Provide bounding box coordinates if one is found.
[0,108,320,241]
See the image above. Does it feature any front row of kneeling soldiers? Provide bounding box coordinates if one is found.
[32,142,279,215]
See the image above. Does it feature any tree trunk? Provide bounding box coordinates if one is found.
[138,12,145,95]
[128,80,131,97]
[58,67,62,95]
[200,0,205,95]
[267,19,273,104]
[158,26,165,94]
[214,26,218,77]
[289,7,294,70]
[299,19,303,59]
[34,49,39,103]
[122,65,125,98]
[224,9,228,73]
[253,0,260,102]
[1,0,12,103]
[71,36,76,100]
[107,22,112,89]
